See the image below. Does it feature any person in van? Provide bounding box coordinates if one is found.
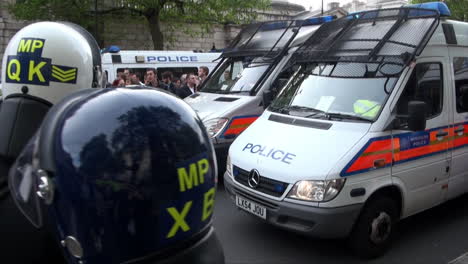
[218,70,235,91]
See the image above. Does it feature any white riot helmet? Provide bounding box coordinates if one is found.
[1,21,102,104]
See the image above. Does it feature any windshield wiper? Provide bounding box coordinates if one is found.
[273,105,326,115]
[217,90,249,94]
[325,112,372,122]
[288,105,326,113]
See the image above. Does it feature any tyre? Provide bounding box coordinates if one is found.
[348,196,398,259]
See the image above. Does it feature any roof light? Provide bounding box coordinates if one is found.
[404,2,451,17]
[260,21,291,31]
[101,45,121,54]
[259,16,335,32]
[346,11,360,19]
[302,15,335,26]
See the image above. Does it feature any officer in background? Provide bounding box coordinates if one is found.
[0,21,103,263]
[9,86,225,263]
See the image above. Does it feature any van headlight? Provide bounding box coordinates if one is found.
[286,179,346,202]
[203,118,229,138]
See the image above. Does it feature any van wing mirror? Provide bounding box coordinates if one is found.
[407,101,426,131]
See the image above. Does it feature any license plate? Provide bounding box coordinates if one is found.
[236,195,266,219]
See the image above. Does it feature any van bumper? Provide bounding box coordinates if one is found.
[224,172,363,239]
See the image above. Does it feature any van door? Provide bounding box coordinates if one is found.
[102,64,115,84]
[448,49,468,200]
[392,58,450,216]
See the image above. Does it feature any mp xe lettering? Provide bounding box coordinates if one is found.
[165,156,215,239]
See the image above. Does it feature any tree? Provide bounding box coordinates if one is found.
[410,0,468,21]
[8,0,271,49]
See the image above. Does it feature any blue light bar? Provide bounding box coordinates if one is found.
[404,2,451,17]
[101,45,121,54]
[302,15,335,26]
[260,16,335,32]
[260,21,291,31]
[346,11,378,20]
[347,11,360,19]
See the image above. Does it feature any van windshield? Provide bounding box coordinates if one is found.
[269,62,399,122]
[201,57,269,94]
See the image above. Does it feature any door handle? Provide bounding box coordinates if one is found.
[436,130,448,137]
[454,126,464,134]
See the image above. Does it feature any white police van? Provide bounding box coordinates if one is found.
[185,16,334,170]
[101,47,221,83]
[224,2,468,258]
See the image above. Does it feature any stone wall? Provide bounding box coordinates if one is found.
[0,5,32,74]
[101,19,241,51]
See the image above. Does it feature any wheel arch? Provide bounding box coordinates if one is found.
[364,184,404,218]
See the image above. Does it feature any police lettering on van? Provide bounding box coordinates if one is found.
[242,143,296,164]
[147,55,199,63]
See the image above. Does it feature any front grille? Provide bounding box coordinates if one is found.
[233,165,289,197]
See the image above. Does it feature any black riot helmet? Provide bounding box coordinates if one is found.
[8,87,225,264]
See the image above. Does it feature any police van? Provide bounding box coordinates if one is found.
[224,2,468,258]
[185,16,334,170]
[101,47,221,83]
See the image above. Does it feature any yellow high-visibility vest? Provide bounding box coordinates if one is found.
[353,99,381,118]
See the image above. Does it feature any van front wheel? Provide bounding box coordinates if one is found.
[348,196,398,259]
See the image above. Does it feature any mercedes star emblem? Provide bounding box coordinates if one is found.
[248,169,261,188]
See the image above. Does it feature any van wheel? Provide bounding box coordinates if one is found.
[348,196,398,259]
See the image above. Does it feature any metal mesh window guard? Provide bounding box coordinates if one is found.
[223,20,311,59]
[293,6,440,72]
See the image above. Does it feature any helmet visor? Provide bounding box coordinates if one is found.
[8,135,44,228]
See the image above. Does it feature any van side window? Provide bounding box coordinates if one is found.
[453,57,468,113]
[396,63,443,119]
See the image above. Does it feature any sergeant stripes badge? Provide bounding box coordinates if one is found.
[51,65,78,84]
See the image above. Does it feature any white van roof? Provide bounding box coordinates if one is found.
[102,50,221,64]
[427,19,468,46]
